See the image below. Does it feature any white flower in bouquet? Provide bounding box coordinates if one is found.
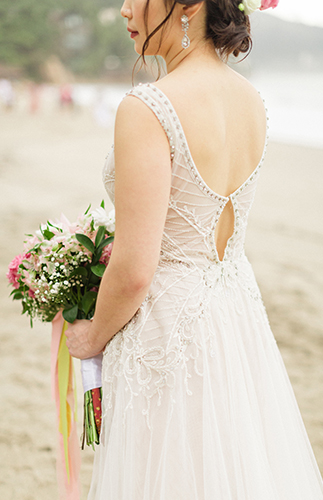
[91,207,115,233]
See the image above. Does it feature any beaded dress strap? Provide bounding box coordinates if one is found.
[125,84,176,162]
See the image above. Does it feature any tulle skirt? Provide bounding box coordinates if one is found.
[88,272,323,499]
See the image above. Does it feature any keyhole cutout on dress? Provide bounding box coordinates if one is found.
[214,198,235,261]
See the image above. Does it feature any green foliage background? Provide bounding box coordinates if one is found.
[0,0,135,80]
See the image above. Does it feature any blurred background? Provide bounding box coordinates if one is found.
[0,0,322,146]
[0,1,322,499]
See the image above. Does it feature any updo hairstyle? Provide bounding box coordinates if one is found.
[204,0,252,57]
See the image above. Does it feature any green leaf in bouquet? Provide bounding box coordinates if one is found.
[76,234,95,254]
[43,229,54,240]
[91,264,106,278]
[92,236,114,264]
[47,221,63,233]
[84,203,92,215]
[12,291,23,300]
[29,242,42,253]
[95,226,106,249]
[97,235,114,253]
[82,291,97,316]
[39,224,54,240]
[100,199,105,209]
[63,304,79,323]
[88,276,100,288]
[22,301,28,315]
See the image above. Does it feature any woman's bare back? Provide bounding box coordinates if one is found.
[154,61,267,259]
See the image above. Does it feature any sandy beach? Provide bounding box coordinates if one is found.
[1,95,323,499]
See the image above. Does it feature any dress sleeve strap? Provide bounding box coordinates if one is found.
[124,84,176,162]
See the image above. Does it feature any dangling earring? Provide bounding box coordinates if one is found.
[181,14,190,49]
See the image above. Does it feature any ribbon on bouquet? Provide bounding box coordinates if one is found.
[81,354,103,448]
[81,354,102,392]
[51,312,81,500]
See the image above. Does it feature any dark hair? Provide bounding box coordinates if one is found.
[134,0,252,78]
[203,0,251,57]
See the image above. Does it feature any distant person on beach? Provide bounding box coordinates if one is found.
[65,0,323,498]
[0,79,14,111]
[59,83,74,111]
[29,82,41,114]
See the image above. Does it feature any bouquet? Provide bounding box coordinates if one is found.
[7,202,114,498]
[7,202,114,325]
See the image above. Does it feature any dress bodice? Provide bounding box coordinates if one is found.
[103,83,268,270]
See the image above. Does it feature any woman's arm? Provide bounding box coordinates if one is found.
[65,95,171,359]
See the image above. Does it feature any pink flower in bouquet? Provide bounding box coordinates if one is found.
[23,235,40,253]
[22,268,37,292]
[29,254,41,273]
[58,213,91,236]
[7,254,24,288]
[99,242,113,266]
[58,213,73,233]
[76,213,93,234]
[260,0,279,10]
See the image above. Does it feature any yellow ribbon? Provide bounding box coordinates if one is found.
[57,320,73,481]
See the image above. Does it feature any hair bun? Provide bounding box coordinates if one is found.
[205,0,252,58]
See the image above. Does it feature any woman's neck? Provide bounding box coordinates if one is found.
[164,41,224,74]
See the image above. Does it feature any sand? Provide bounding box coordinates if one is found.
[0,96,322,499]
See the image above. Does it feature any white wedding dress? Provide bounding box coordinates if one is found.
[88,83,323,499]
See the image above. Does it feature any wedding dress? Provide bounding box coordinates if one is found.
[88,83,323,499]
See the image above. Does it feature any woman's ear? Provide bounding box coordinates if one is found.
[182,1,205,22]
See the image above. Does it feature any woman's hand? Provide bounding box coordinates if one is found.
[65,319,103,360]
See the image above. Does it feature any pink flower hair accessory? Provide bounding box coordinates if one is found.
[238,0,279,15]
[260,0,279,10]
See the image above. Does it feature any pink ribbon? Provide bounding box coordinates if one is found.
[51,312,81,499]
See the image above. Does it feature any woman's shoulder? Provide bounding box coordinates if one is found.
[114,85,171,156]
[115,82,178,148]
[116,87,159,130]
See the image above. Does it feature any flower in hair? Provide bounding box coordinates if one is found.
[260,0,279,10]
[238,0,279,15]
[238,0,261,15]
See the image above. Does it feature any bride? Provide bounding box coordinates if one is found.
[66,0,323,498]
